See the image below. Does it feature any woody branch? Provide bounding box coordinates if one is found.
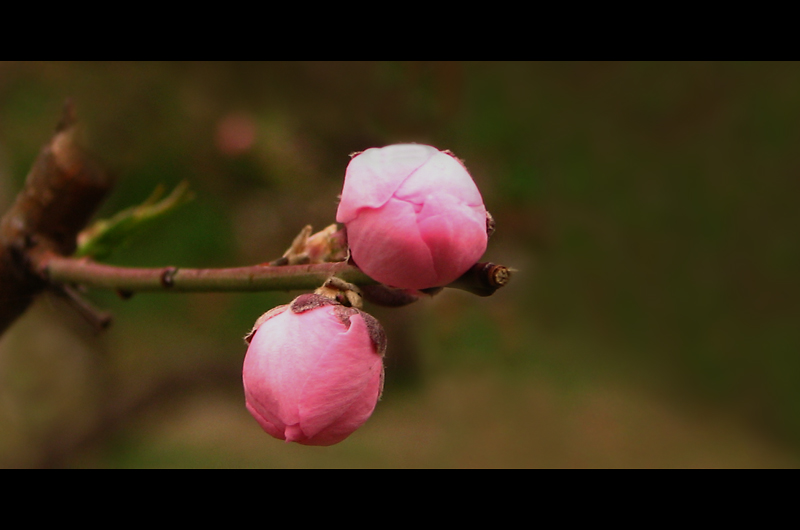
[0,106,510,338]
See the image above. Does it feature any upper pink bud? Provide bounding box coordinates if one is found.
[243,294,386,446]
[336,144,488,290]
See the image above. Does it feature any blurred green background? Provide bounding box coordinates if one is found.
[1,62,798,468]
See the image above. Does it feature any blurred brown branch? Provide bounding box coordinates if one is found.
[0,102,112,337]
[25,360,242,469]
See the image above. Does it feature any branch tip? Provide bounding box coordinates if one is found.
[56,98,78,133]
[53,284,113,333]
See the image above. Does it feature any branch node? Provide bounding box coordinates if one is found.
[160,267,178,288]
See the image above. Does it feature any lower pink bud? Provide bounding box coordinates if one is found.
[243,294,386,446]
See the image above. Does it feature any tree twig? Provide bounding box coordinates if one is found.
[35,250,375,293]
[49,283,113,332]
[31,248,510,298]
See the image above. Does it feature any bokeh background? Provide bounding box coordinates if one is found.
[0,61,798,468]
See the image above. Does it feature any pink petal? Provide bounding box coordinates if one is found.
[296,313,383,444]
[303,372,383,446]
[415,193,488,285]
[245,401,285,440]
[395,150,484,208]
[243,307,342,433]
[346,197,439,289]
[336,144,437,224]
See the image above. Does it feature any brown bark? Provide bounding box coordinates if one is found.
[0,103,112,337]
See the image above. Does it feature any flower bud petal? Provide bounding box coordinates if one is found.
[336,144,437,224]
[243,296,385,446]
[336,144,488,289]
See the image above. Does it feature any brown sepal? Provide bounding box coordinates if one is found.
[290,293,337,314]
[331,304,387,357]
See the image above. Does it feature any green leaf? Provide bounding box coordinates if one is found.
[75,181,194,260]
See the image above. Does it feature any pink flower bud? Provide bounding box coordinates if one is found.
[243,294,386,446]
[336,144,488,290]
